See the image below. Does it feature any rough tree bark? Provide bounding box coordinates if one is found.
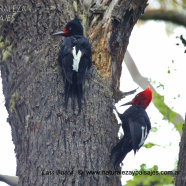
[0,0,147,185]
[176,117,186,186]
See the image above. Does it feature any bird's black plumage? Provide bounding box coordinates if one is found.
[56,18,92,113]
[111,105,151,169]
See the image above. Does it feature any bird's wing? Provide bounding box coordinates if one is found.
[58,38,72,64]
[77,38,92,68]
[128,118,143,153]
[58,38,74,83]
[76,37,92,84]
[128,113,151,153]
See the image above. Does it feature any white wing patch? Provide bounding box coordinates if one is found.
[72,46,82,72]
[138,126,148,147]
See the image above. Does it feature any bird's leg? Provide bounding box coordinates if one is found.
[111,99,116,109]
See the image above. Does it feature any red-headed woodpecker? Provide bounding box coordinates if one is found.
[53,17,92,113]
[111,87,153,169]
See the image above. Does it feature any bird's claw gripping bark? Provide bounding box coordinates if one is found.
[111,99,117,110]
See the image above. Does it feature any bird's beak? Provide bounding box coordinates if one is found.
[52,31,65,36]
[120,101,132,106]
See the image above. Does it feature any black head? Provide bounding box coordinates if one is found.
[65,18,83,36]
[53,17,83,37]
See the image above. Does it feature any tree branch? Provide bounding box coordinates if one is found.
[124,50,184,133]
[0,174,18,186]
[114,87,139,102]
[140,9,186,28]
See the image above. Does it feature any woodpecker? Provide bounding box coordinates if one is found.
[53,17,92,113]
[111,87,152,169]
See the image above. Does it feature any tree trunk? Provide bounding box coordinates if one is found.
[0,0,147,185]
[176,117,186,186]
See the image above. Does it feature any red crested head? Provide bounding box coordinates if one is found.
[132,87,152,109]
[122,87,152,109]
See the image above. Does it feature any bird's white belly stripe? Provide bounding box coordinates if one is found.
[72,46,82,72]
[139,126,148,147]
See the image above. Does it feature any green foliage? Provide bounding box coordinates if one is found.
[176,35,186,53]
[143,142,157,149]
[151,127,158,132]
[156,82,164,89]
[152,91,184,132]
[126,164,173,186]
[175,122,184,132]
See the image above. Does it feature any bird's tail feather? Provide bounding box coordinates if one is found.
[111,136,133,169]
[77,83,83,113]
[64,74,83,113]
[111,138,125,158]
[64,81,71,110]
